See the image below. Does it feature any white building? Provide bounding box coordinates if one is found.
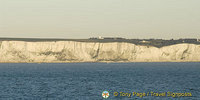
[98,36,104,39]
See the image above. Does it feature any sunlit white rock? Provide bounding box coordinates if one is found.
[0,41,200,62]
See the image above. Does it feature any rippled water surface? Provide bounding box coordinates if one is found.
[0,63,199,100]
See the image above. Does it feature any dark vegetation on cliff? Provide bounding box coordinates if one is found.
[0,37,200,48]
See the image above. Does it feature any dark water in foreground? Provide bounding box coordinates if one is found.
[0,63,199,100]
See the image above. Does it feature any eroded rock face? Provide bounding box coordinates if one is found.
[0,41,200,62]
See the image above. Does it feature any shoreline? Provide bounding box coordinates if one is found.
[0,61,200,63]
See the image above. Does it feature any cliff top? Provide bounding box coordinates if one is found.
[0,37,200,48]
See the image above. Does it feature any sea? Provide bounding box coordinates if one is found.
[0,62,199,100]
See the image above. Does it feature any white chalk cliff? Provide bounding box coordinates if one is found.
[0,41,200,62]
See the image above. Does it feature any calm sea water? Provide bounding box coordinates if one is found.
[0,63,199,100]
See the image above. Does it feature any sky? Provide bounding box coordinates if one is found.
[0,0,200,39]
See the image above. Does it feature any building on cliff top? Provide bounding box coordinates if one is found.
[89,36,125,40]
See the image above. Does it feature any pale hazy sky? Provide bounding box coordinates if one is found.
[0,0,200,39]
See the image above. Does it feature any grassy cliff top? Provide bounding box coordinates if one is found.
[0,38,200,48]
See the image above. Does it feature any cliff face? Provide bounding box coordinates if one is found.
[0,41,200,62]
